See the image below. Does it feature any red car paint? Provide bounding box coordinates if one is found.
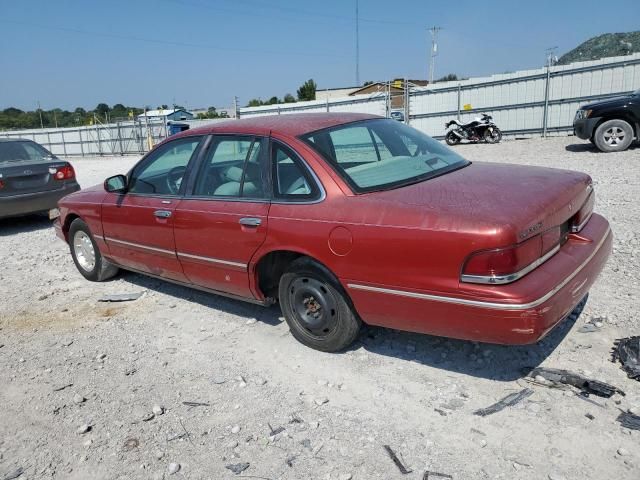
[55,113,612,345]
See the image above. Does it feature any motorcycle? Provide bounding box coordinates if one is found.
[444,113,502,145]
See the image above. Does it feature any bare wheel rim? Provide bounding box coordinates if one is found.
[288,277,339,339]
[603,126,626,146]
[73,231,96,272]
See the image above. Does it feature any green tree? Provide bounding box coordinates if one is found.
[95,103,110,116]
[283,93,296,103]
[247,99,264,107]
[297,79,317,101]
[435,74,458,83]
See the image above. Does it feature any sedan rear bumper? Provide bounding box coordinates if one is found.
[0,183,80,219]
[346,214,612,345]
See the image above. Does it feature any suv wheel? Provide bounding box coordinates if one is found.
[593,119,634,152]
[69,218,119,281]
[279,259,361,352]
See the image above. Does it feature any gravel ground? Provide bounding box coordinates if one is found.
[1,136,639,480]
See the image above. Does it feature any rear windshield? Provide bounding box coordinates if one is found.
[300,119,469,193]
[0,141,54,163]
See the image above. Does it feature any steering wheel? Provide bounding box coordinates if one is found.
[166,166,186,194]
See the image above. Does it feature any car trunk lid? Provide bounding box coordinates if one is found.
[367,161,593,245]
[0,159,71,197]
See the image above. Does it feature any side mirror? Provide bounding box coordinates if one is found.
[104,174,127,193]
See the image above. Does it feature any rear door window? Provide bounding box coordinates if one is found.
[193,136,265,198]
[271,142,318,200]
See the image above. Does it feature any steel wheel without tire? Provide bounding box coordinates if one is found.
[279,259,361,352]
[69,218,119,282]
[594,119,633,152]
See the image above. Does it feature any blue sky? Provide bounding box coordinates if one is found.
[1,0,638,110]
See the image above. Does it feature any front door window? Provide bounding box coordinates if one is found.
[129,136,202,195]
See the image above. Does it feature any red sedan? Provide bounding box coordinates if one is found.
[54,113,612,352]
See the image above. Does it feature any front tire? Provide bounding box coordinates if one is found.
[445,131,461,146]
[69,218,119,282]
[593,119,633,152]
[279,259,361,352]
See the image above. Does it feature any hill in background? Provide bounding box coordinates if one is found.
[558,31,640,64]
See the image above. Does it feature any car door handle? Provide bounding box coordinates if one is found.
[239,217,262,227]
[154,210,172,218]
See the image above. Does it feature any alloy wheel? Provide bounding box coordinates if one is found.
[603,126,626,147]
[73,230,96,272]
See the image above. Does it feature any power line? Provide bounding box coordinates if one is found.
[0,19,349,59]
[166,0,424,27]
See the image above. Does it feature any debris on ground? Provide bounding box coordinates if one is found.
[527,367,625,398]
[2,467,24,480]
[182,401,210,408]
[611,336,640,380]
[578,318,604,333]
[383,445,412,474]
[225,462,250,474]
[424,471,453,479]
[52,383,73,392]
[123,437,139,451]
[98,292,144,302]
[168,462,181,475]
[616,411,640,430]
[473,388,533,416]
[268,423,285,436]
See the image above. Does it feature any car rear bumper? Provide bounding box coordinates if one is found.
[573,117,601,140]
[0,183,80,219]
[345,214,612,345]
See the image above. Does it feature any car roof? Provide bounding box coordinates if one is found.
[182,112,380,138]
[0,138,32,143]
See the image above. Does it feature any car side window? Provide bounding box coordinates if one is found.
[193,137,265,198]
[272,142,318,200]
[129,136,202,195]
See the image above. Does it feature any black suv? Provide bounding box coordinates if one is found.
[573,89,639,152]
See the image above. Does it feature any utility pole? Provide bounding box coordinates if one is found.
[428,26,442,84]
[355,0,360,86]
[545,46,558,67]
[37,101,44,128]
[233,96,239,119]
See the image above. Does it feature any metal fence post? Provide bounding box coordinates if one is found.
[457,84,462,121]
[61,130,67,157]
[117,122,124,155]
[542,64,551,138]
[386,81,391,118]
[78,128,84,156]
[404,80,410,124]
[95,123,103,155]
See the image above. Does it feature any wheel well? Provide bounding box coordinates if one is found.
[62,213,80,241]
[255,250,305,300]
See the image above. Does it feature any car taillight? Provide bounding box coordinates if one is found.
[54,165,75,180]
[461,226,561,284]
[0,179,4,189]
[571,191,594,233]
